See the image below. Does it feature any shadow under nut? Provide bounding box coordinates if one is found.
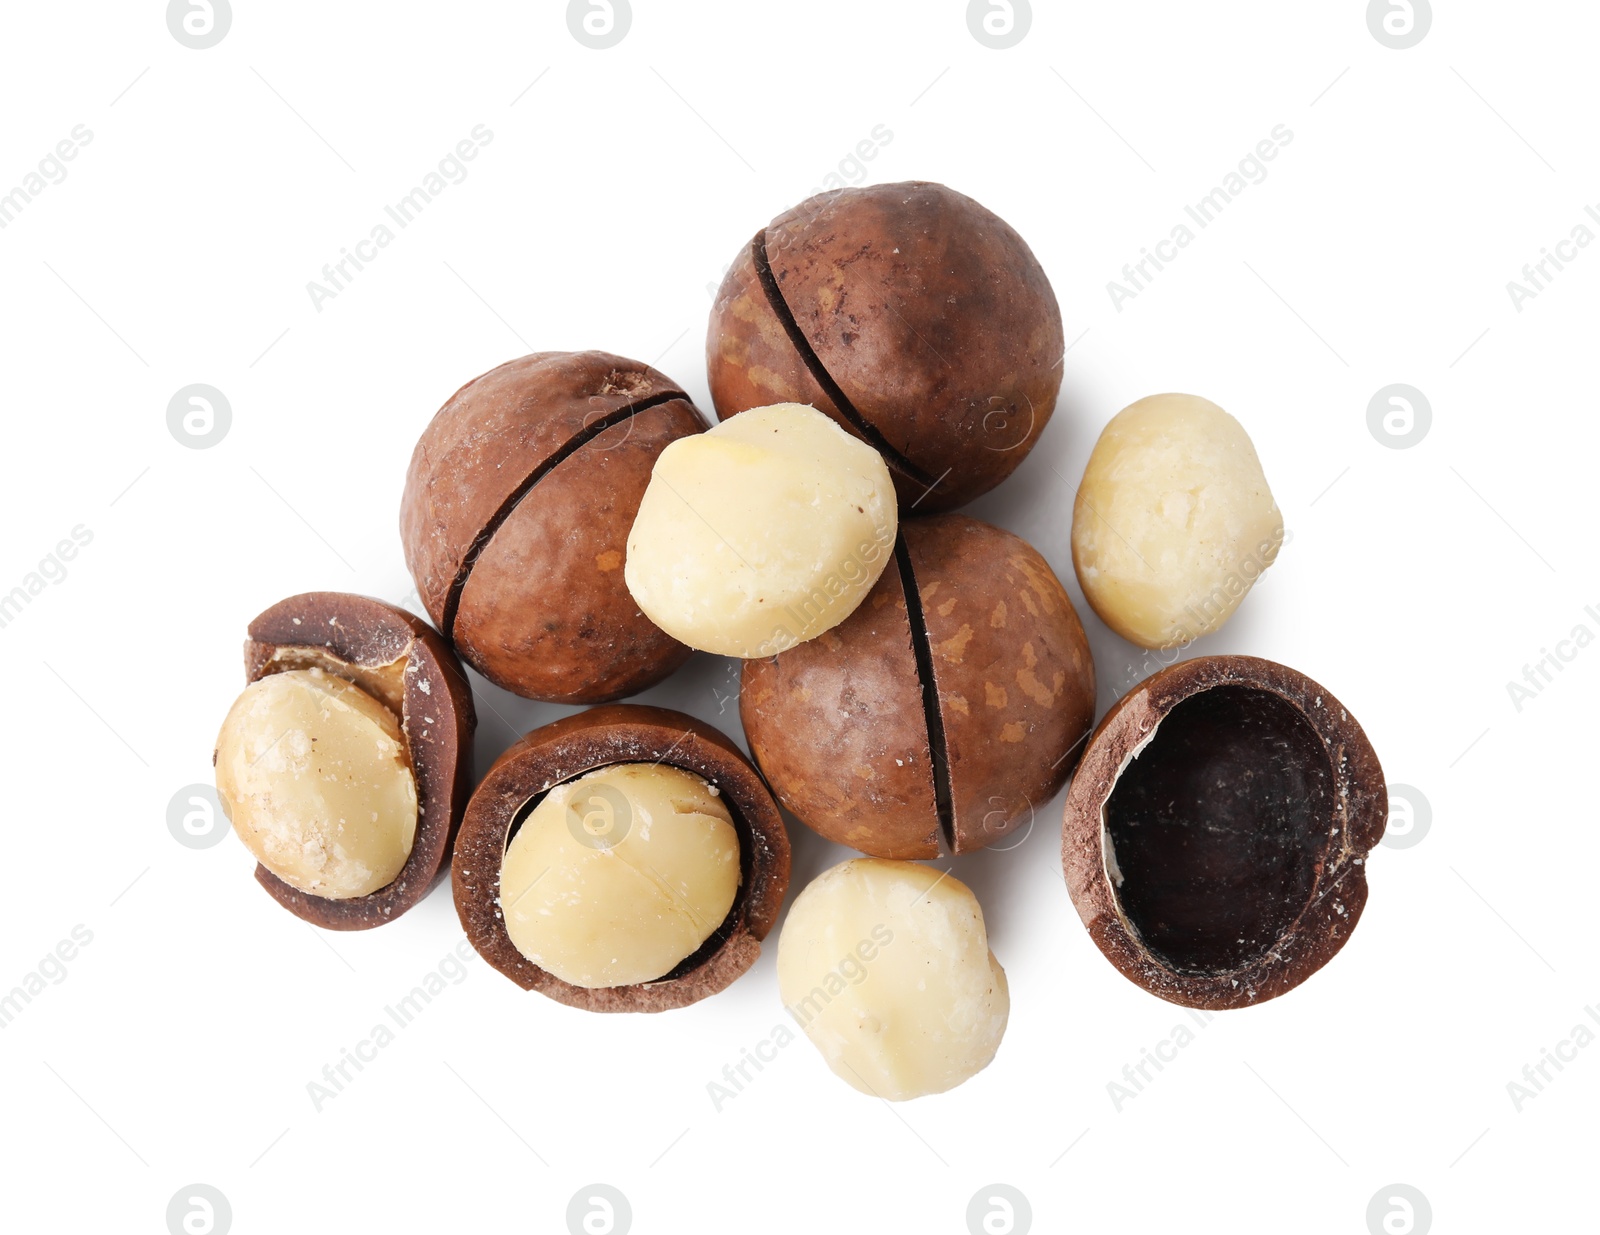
[242,592,476,931]
[451,705,790,1013]
[1061,655,1388,1010]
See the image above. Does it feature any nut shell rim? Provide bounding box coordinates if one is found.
[240,592,477,931]
[452,704,791,1013]
[1061,654,1386,1010]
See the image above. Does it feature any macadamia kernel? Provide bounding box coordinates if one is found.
[777,858,1009,1101]
[1071,393,1283,649]
[624,403,897,658]
[500,764,741,989]
[214,668,418,899]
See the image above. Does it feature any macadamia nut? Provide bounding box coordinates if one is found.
[624,403,897,658]
[777,858,1009,1101]
[214,668,418,899]
[500,764,741,989]
[1071,394,1283,649]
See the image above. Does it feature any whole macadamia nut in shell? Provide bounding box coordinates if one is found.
[707,181,1065,512]
[401,351,705,703]
[741,515,1095,858]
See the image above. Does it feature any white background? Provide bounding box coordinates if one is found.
[0,2,1593,1232]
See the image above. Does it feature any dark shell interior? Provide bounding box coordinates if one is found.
[1103,685,1333,975]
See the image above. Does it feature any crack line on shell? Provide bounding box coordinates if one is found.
[894,535,954,853]
[750,229,936,488]
[440,390,688,640]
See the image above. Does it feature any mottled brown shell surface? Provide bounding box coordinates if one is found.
[1061,655,1388,1010]
[742,515,1095,858]
[707,181,1064,512]
[400,350,701,702]
[740,563,941,859]
[241,592,476,930]
[452,705,790,1013]
[905,517,1096,853]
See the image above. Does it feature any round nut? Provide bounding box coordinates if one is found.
[400,350,705,703]
[777,858,1009,1102]
[1071,393,1283,649]
[499,763,741,989]
[232,592,477,930]
[707,181,1064,512]
[1061,655,1387,1009]
[623,402,898,658]
[452,705,791,1013]
[215,669,418,899]
[741,514,1095,858]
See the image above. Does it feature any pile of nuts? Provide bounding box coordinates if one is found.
[212,180,1388,1102]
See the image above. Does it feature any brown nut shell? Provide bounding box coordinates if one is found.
[240,592,477,930]
[452,705,790,1013]
[741,556,940,858]
[400,351,702,703]
[1061,655,1387,1009]
[741,515,1095,858]
[707,181,1064,512]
